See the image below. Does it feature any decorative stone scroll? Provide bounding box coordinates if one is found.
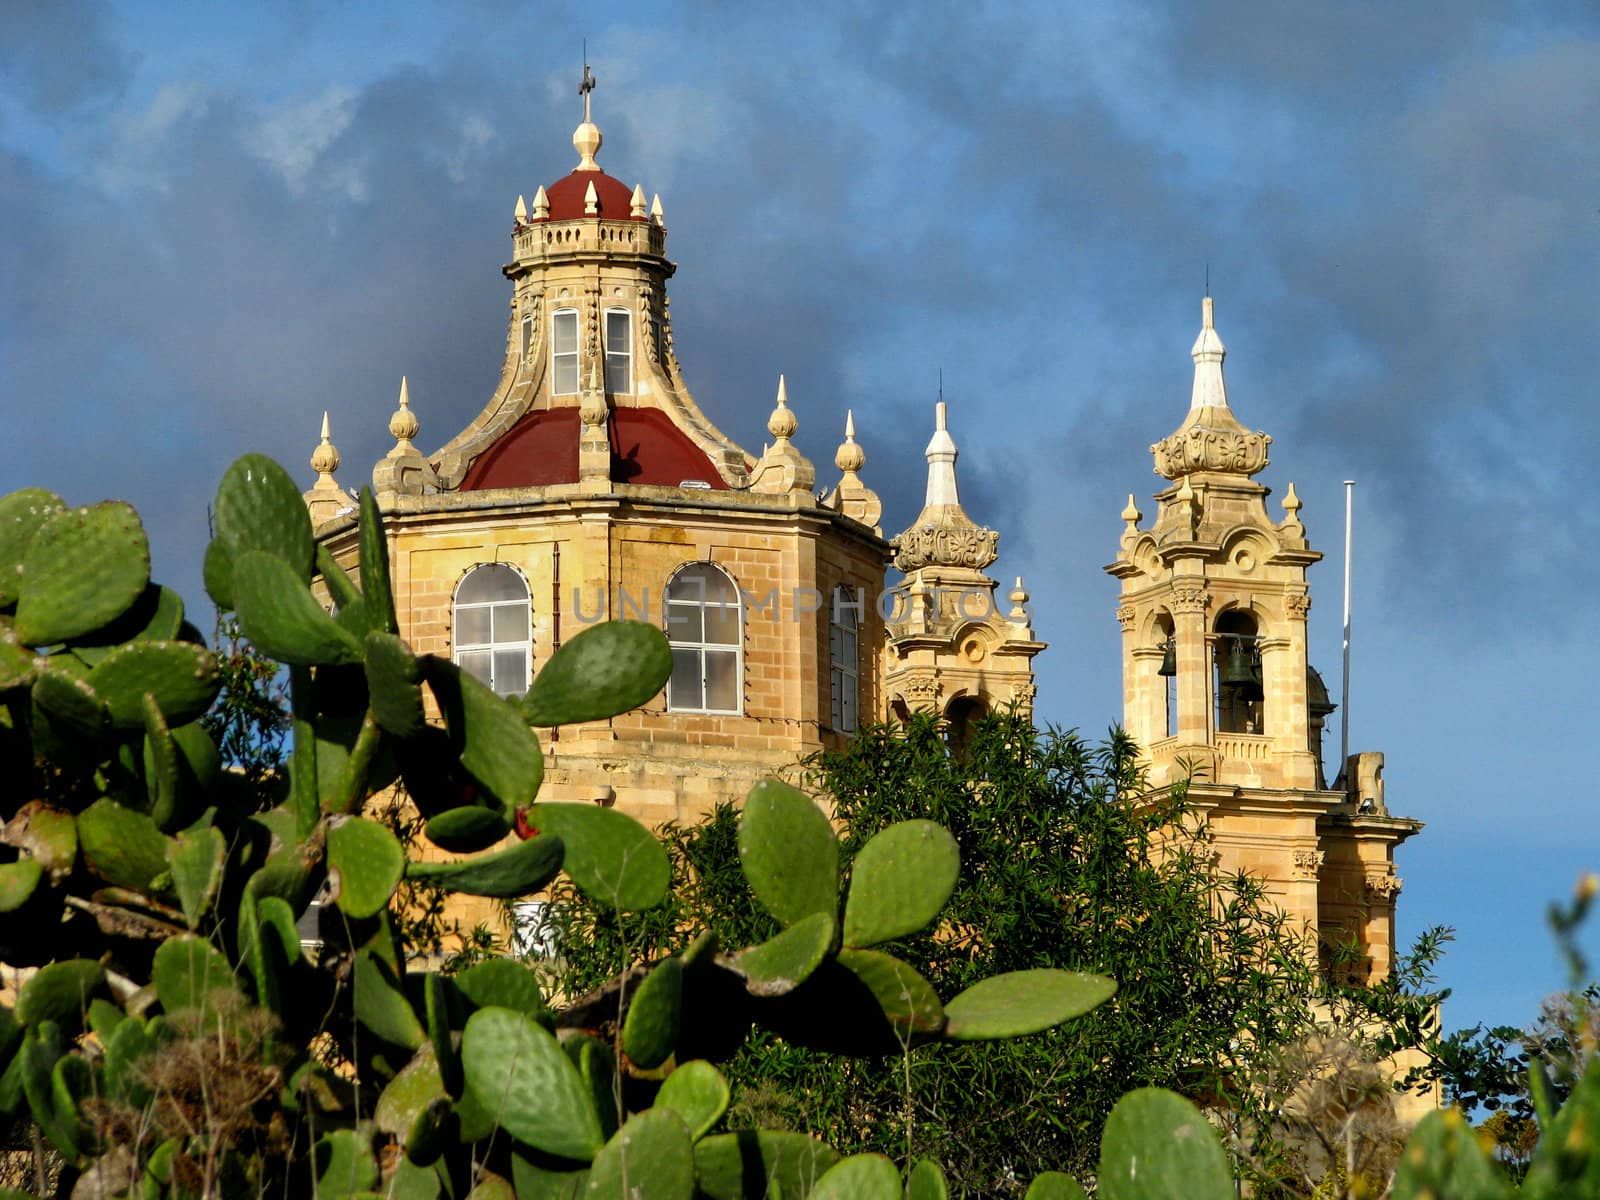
[1116,605,1136,631]
[1292,849,1325,878]
[1285,592,1312,619]
[1168,584,1209,614]
[1364,873,1403,901]
[891,524,1000,572]
[1151,426,1271,480]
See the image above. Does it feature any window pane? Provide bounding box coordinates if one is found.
[666,567,708,604]
[704,650,739,712]
[520,316,533,360]
[606,352,629,394]
[841,682,857,732]
[492,602,530,645]
[840,630,856,664]
[553,311,577,354]
[458,649,492,687]
[458,563,527,604]
[701,569,737,603]
[493,648,527,696]
[665,603,702,643]
[703,604,739,647]
[554,355,578,395]
[605,310,630,351]
[456,606,491,646]
[668,648,702,710]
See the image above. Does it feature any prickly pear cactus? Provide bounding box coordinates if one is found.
[0,454,1150,1199]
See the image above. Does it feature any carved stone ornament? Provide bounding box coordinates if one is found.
[639,284,659,364]
[1168,584,1209,614]
[891,524,1000,572]
[1364,873,1403,901]
[1152,426,1271,480]
[899,676,940,708]
[1009,681,1037,705]
[1292,849,1325,877]
[1285,593,1312,619]
[1116,605,1136,631]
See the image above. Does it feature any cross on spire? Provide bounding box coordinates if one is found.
[579,57,595,124]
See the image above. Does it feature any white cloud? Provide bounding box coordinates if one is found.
[246,84,357,194]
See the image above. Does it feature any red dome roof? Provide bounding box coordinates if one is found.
[459,406,727,491]
[539,169,643,222]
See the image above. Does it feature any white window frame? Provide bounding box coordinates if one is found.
[453,564,532,697]
[551,308,579,394]
[520,313,534,361]
[604,307,632,393]
[664,562,742,715]
[829,586,859,733]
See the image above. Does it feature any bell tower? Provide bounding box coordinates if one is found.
[1107,297,1420,981]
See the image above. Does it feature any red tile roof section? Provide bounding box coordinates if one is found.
[538,170,642,222]
[458,405,728,491]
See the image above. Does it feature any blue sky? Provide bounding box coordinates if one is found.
[4,1,1598,1041]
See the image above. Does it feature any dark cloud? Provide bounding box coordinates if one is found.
[0,0,132,115]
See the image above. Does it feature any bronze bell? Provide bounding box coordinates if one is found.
[1221,639,1264,700]
[1158,639,1177,677]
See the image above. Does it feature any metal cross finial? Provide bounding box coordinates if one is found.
[579,48,596,124]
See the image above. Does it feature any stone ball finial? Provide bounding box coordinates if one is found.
[767,375,798,440]
[834,409,865,474]
[1121,493,1142,528]
[573,121,602,170]
[310,410,341,476]
[389,376,420,445]
[1009,575,1030,610]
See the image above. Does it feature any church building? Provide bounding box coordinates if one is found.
[299,78,1416,984]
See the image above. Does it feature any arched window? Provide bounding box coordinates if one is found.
[829,586,861,733]
[665,563,741,714]
[604,308,631,393]
[1155,613,1176,738]
[1214,610,1263,734]
[454,564,531,696]
[945,695,987,752]
[551,308,579,394]
[520,314,534,361]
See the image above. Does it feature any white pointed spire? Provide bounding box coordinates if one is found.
[533,185,549,219]
[923,400,961,509]
[834,409,865,475]
[630,183,647,218]
[583,180,599,215]
[310,410,341,478]
[650,194,664,225]
[389,376,419,448]
[514,194,528,222]
[1189,295,1229,411]
[767,374,797,440]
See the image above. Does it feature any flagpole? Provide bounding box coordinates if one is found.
[1340,480,1354,789]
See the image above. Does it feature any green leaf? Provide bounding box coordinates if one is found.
[942,969,1116,1040]
[374,1045,447,1144]
[354,950,425,1051]
[425,805,511,853]
[1522,1056,1600,1198]
[213,453,314,580]
[233,549,364,666]
[405,832,564,898]
[738,779,838,927]
[327,816,405,919]
[166,825,226,928]
[1023,1171,1089,1199]
[693,1131,839,1200]
[836,949,945,1040]
[0,858,43,913]
[313,1127,379,1198]
[77,798,173,892]
[529,802,670,912]
[13,501,150,645]
[364,630,426,737]
[358,487,398,634]
[841,820,959,948]
[521,620,673,724]
[585,1108,696,1199]
[1097,1088,1233,1200]
[16,960,105,1028]
[423,971,463,1097]
[0,487,66,607]
[203,535,235,610]
[459,1006,604,1161]
[152,935,243,1019]
[453,959,550,1024]
[811,1153,900,1199]
[622,957,683,1070]
[86,639,220,728]
[731,911,835,997]
[654,1060,730,1141]
[317,543,364,609]
[426,657,544,809]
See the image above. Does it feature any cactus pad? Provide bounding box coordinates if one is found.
[233,549,364,666]
[424,805,510,853]
[942,968,1116,1040]
[0,858,43,912]
[326,816,404,919]
[202,536,235,610]
[737,779,839,928]
[77,798,173,892]
[213,454,314,581]
[357,487,398,634]
[15,959,105,1028]
[812,1153,901,1199]
[654,1060,730,1140]
[374,1045,447,1143]
[405,831,564,897]
[0,487,65,607]
[585,1108,696,1200]
[86,639,220,728]
[426,657,543,809]
[364,630,426,737]
[13,501,150,646]
[167,825,226,928]
[841,820,959,949]
[31,668,107,734]
[693,1131,840,1200]
[622,957,683,1069]
[1097,1088,1232,1200]
[313,1128,379,1198]
[836,949,945,1040]
[907,1158,952,1200]
[1023,1173,1089,1199]
[453,959,550,1024]
[730,911,835,997]
[528,802,670,911]
[520,620,673,726]
[4,801,77,880]
[354,950,425,1050]
[152,935,242,1018]
[459,1006,604,1161]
